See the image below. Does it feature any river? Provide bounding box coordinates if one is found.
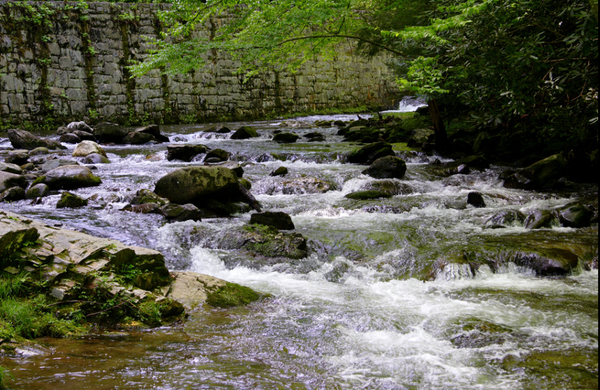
[0,114,597,389]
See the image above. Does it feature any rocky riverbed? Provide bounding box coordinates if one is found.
[0,114,597,389]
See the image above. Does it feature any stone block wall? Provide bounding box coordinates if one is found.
[0,2,399,128]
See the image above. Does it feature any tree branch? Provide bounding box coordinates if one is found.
[278,34,404,56]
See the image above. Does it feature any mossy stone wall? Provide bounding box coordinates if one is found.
[0,2,399,128]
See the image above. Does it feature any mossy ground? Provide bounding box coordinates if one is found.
[206,282,263,309]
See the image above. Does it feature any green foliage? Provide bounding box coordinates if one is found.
[0,274,85,340]
[132,0,597,154]
[0,366,11,390]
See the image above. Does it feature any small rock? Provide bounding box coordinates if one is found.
[73,141,107,158]
[122,131,156,145]
[82,153,110,164]
[524,209,556,229]
[0,187,25,202]
[94,122,128,143]
[8,129,65,150]
[270,167,288,177]
[205,149,230,162]
[166,144,208,162]
[135,124,169,142]
[273,133,299,144]
[26,183,50,199]
[347,142,395,165]
[59,133,81,144]
[467,192,486,208]
[160,203,203,222]
[29,147,50,156]
[66,121,94,133]
[231,126,259,139]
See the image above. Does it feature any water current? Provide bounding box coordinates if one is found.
[0,113,597,389]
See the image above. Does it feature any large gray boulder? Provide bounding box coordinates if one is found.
[154,166,240,205]
[43,165,102,190]
[7,129,66,150]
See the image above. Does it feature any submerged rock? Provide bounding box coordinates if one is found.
[345,190,393,200]
[485,210,526,228]
[160,203,203,222]
[270,167,288,177]
[82,153,110,164]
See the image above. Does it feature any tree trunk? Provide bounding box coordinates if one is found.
[428,98,449,153]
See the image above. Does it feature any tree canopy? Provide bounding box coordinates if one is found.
[133,0,598,156]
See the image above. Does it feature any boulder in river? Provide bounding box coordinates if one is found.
[94,122,128,143]
[362,156,407,179]
[250,211,295,230]
[56,191,88,209]
[160,203,203,222]
[270,167,288,177]
[42,165,102,190]
[26,183,50,199]
[558,203,593,228]
[7,129,66,150]
[73,141,107,158]
[166,144,208,162]
[205,149,231,163]
[273,133,299,144]
[0,171,27,192]
[524,209,556,229]
[0,162,23,175]
[216,225,308,260]
[231,126,259,139]
[154,166,240,205]
[134,124,169,142]
[66,121,94,134]
[82,153,110,164]
[347,142,395,165]
[122,131,157,145]
[503,154,567,190]
[467,192,486,208]
[0,186,25,202]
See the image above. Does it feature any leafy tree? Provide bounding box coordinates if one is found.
[133,0,598,157]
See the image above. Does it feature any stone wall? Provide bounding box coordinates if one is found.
[0,2,399,129]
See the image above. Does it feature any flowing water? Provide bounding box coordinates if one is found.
[0,114,597,389]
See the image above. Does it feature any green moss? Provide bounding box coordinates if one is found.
[206,282,262,309]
